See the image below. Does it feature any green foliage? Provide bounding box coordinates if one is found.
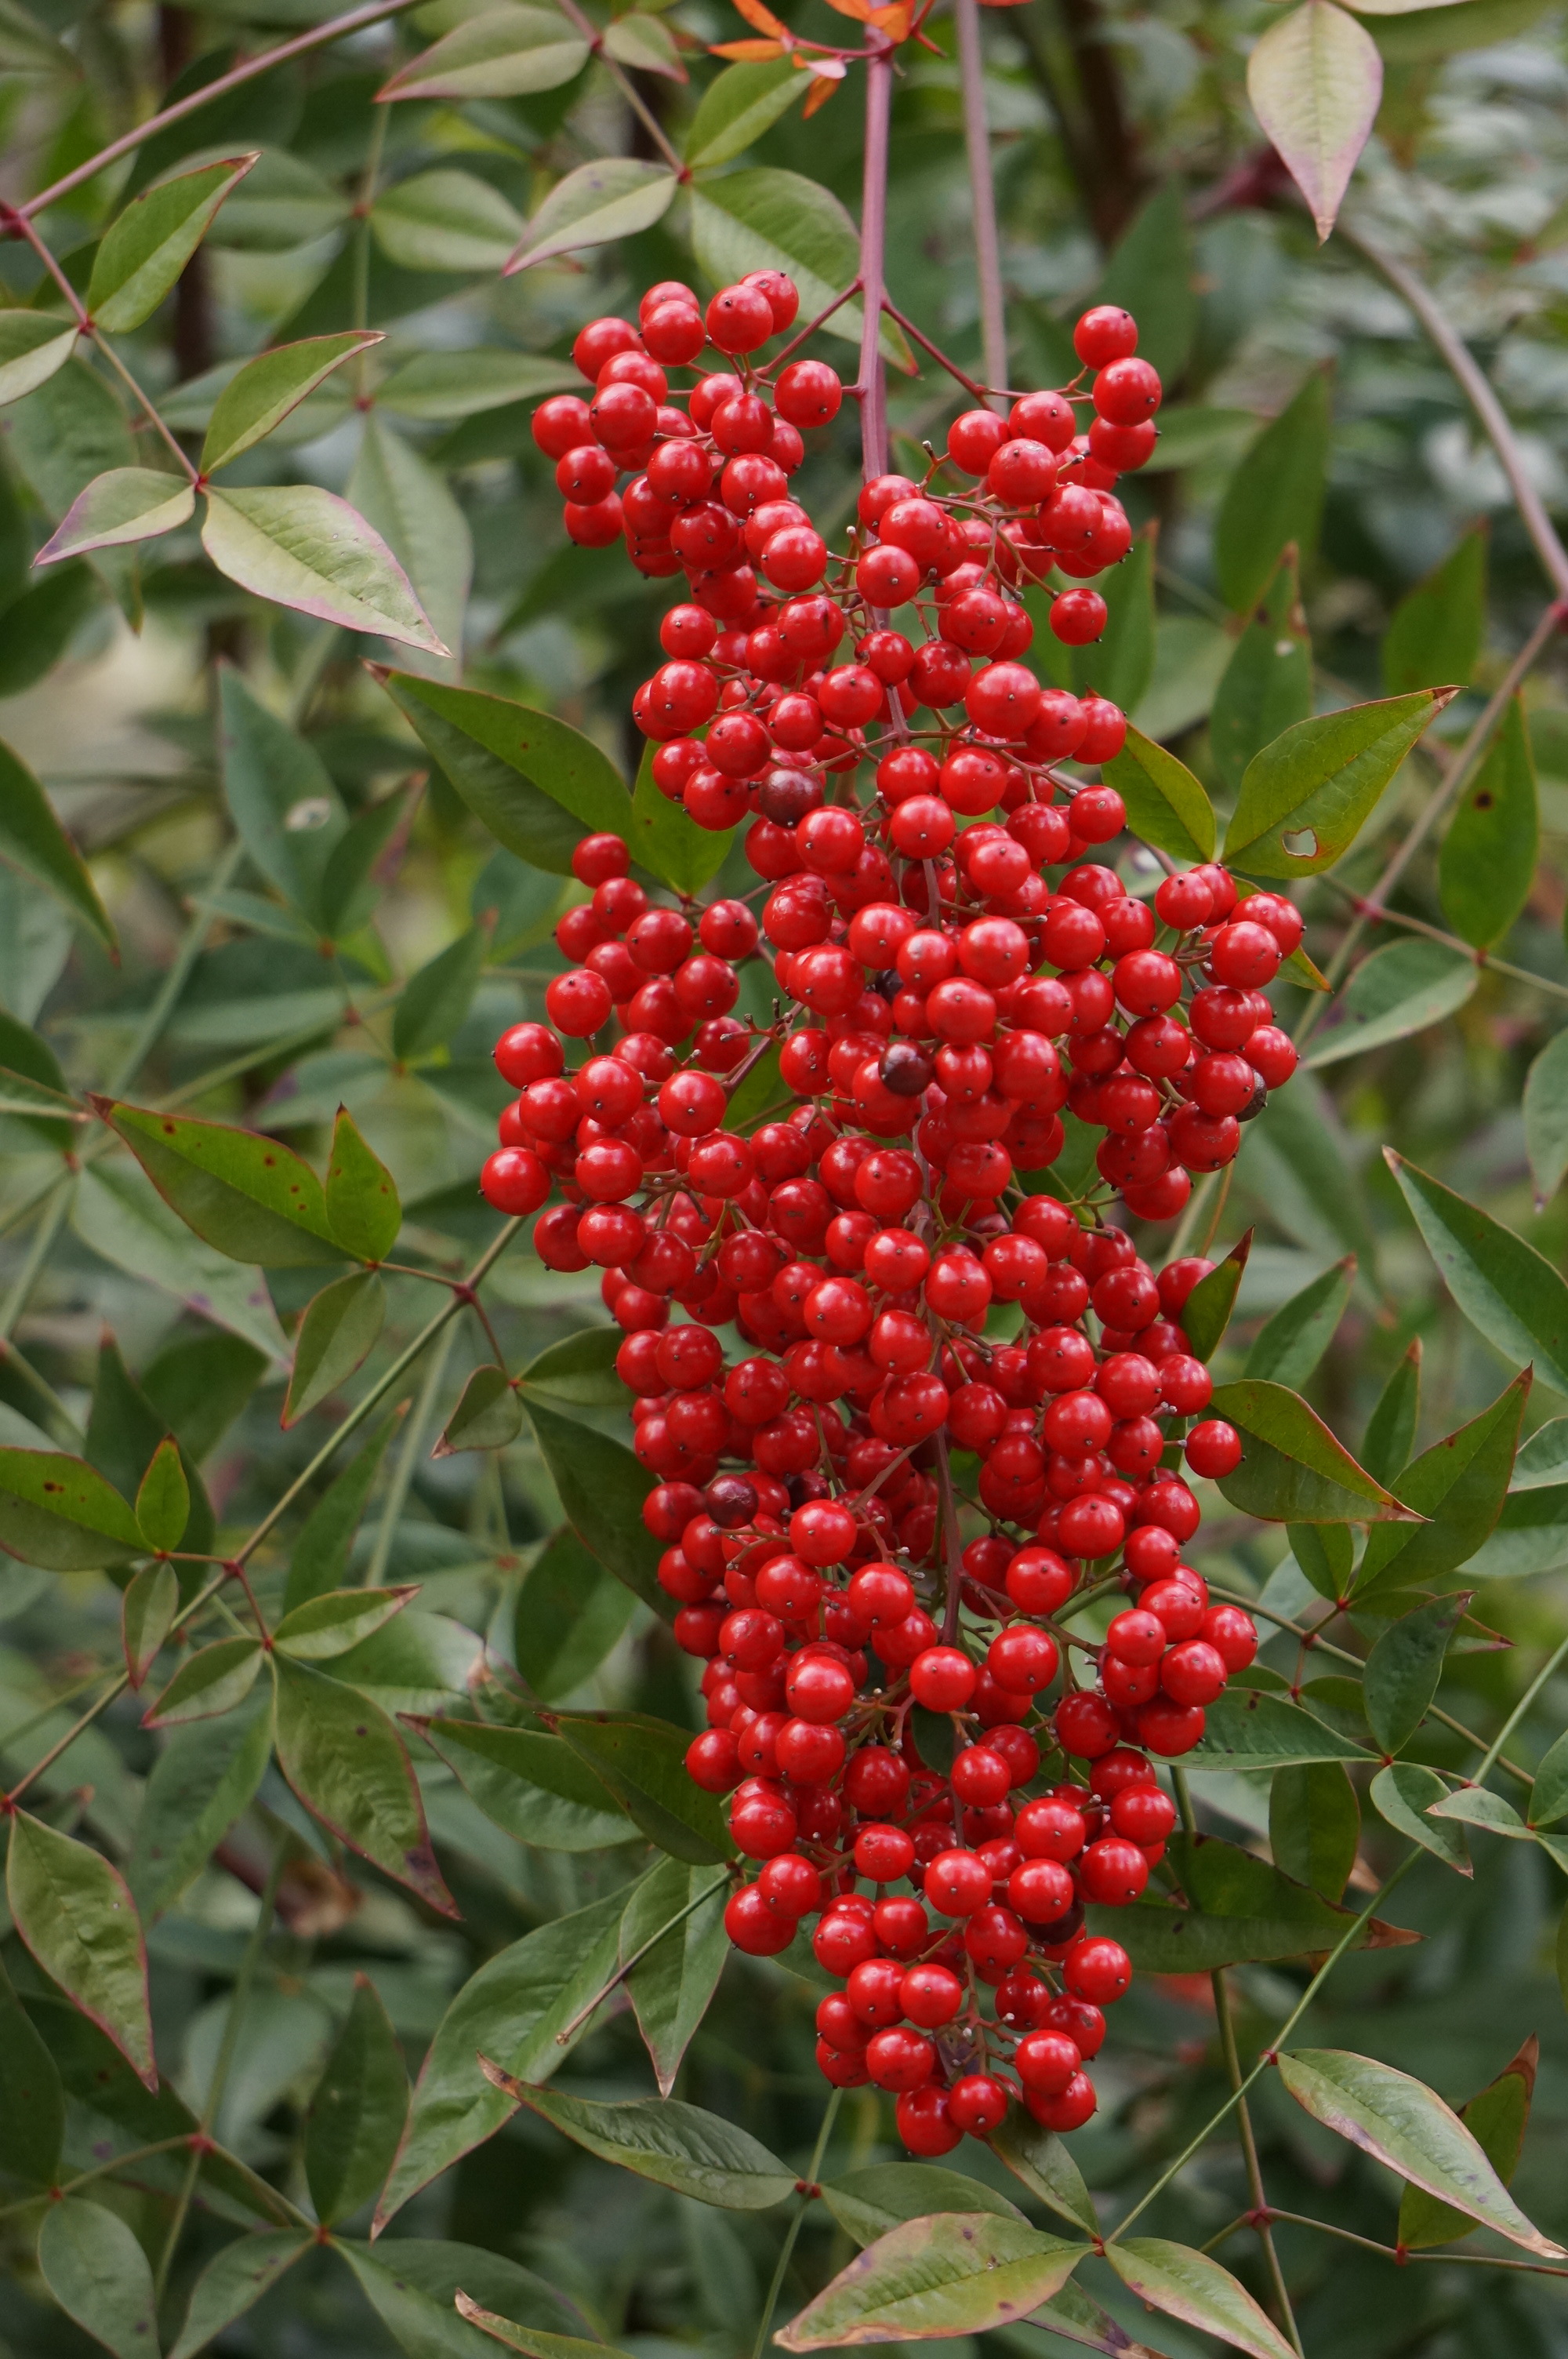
[1214,371,1331,613]
[1211,548,1314,798]
[1383,526,1488,693]
[1439,696,1539,947]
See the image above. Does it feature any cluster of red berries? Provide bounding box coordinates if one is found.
[481,278,1294,2153]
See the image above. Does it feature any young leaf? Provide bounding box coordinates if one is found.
[524,1398,665,1608]
[1369,1761,1472,1875]
[1439,696,1538,948]
[374,1885,629,2229]
[283,1270,387,1427]
[453,2302,633,2359]
[34,466,194,565]
[169,2231,313,2359]
[630,747,735,894]
[394,925,487,1062]
[1387,1150,1568,1395]
[1223,689,1453,879]
[1275,2048,1563,2255]
[621,1858,729,2097]
[325,1107,401,1263]
[1189,1687,1375,1769]
[775,2212,1083,2347]
[1304,938,1478,1070]
[0,312,78,407]
[0,1445,143,1569]
[0,1957,66,2186]
[1428,1784,1530,1836]
[1104,2239,1294,2359]
[1383,525,1487,694]
[135,1434,189,1551]
[604,13,684,77]
[1355,1371,1527,1596]
[1214,370,1331,614]
[273,1585,414,1661]
[87,155,256,332]
[8,1812,154,2087]
[285,1416,398,1609]
[1210,548,1313,797]
[143,1637,266,1727]
[305,1973,408,2225]
[1208,1378,1415,1521]
[129,1692,274,1918]
[1362,1339,1421,1483]
[1180,1232,1251,1361]
[1269,1761,1360,1901]
[1243,1255,1355,1388]
[1102,723,1215,865]
[0,738,115,950]
[420,1717,635,1852]
[273,1656,455,1916]
[685,57,803,170]
[437,1365,523,1456]
[987,2109,1099,2233]
[483,2070,796,2212]
[515,1526,638,1700]
[377,4,590,101]
[1363,1592,1471,1754]
[1398,2039,1536,2249]
[380,673,630,872]
[372,168,526,274]
[94,1100,343,1267]
[519,1326,625,1411]
[1246,0,1381,242]
[556,1713,733,1864]
[37,2197,160,2359]
[1289,1521,1354,1602]
[201,332,381,474]
[506,158,678,272]
[202,485,448,655]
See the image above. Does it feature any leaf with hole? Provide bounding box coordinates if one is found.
[273,1655,455,1916]
[378,4,590,100]
[1369,1761,1472,1874]
[1225,688,1452,879]
[506,158,677,273]
[1246,1,1381,242]
[382,674,630,875]
[87,155,256,332]
[1211,549,1313,797]
[1214,371,1331,614]
[436,1366,522,1456]
[1210,1379,1415,1521]
[37,2198,160,2359]
[34,466,194,565]
[776,2212,1083,2347]
[203,485,446,655]
[1384,525,1487,693]
[1243,1255,1354,1387]
[1388,1151,1568,1396]
[8,1813,154,2086]
[1355,1372,1527,1596]
[96,1099,343,1268]
[1103,2240,1294,2359]
[1102,723,1214,865]
[169,2231,314,2359]
[202,332,380,474]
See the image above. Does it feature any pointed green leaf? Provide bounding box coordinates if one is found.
[378,4,590,101]
[285,1418,397,1609]
[135,1435,189,1551]
[1243,1255,1354,1387]
[37,2198,159,2359]
[604,13,684,76]
[1269,1761,1360,1901]
[1524,1029,1568,1209]
[1102,722,1214,865]
[318,789,409,940]
[273,1655,455,1916]
[620,1858,729,2097]
[524,1398,664,1609]
[486,2071,794,2212]
[556,1712,732,1865]
[689,168,910,369]
[1305,937,1478,1069]
[775,2213,1083,2347]
[987,2110,1098,2234]
[1370,1761,1472,1874]
[96,1099,343,1267]
[1223,688,1452,879]
[4,354,139,621]
[506,157,675,271]
[1214,370,1331,612]
[1180,1232,1251,1361]
[1428,1783,1530,1836]
[283,1270,387,1427]
[35,466,194,565]
[453,2302,632,2359]
[201,331,381,474]
[274,1585,414,1661]
[1288,1521,1354,1603]
[306,1974,408,2225]
[1529,1730,1568,1827]
[1189,1686,1375,1768]
[1091,1830,1406,1969]
[1210,549,1313,797]
[1399,2040,1535,2248]
[0,738,114,949]
[88,155,256,332]
[0,312,78,406]
[380,673,630,874]
[169,2231,313,2359]
[1356,1372,1527,1595]
[122,1562,179,1696]
[8,1813,154,2086]
[1383,525,1487,694]
[1361,1339,1421,1483]
[338,2238,594,2357]
[203,485,447,655]
[1364,1591,1471,1753]
[436,1365,522,1456]
[129,1692,274,1918]
[218,666,347,928]
[349,413,471,683]
[1276,2048,1562,2256]
[630,744,735,893]
[1246,0,1381,242]
[143,1637,265,1727]
[1440,696,1538,948]
[378,349,578,422]
[372,168,525,273]
[685,57,803,170]
[515,1526,638,1700]
[0,1445,143,1570]
[520,1326,624,1410]
[420,1717,635,1852]
[394,925,486,1063]
[0,1957,65,2186]
[325,1107,401,1263]
[1387,1150,1568,1397]
[1104,2239,1294,2359]
[1210,1378,1415,1521]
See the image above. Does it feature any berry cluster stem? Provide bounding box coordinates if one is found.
[858,40,896,482]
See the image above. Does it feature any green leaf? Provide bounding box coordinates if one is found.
[1427,1783,1530,1836]
[1180,1232,1251,1361]
[506,158,677,272]
[727,1042,783,1132]
[1304,937,1478,1070]
[378,4,590,100]
[1275,2048,1562,2256]
[34,465,194,565]
[621,1857,729,2097]
[202,332,380,474]
[436,1365,523,1456]
[1237,1072,1377,1270]
[689,169,909,369]
[604,13,684,76]
[987,2110,1098,2234]
[1188,1686,1375,1768]
[1369,1761,1472,1875]
[37,2197,160,2359]
[1361,1338,1422,1483]
[379,350,579,422]
[207,148,349,252]
[326,1106,401,1263]
[1355,1372,1527,1596]
[306,1973,408,2226]
[318,789,409,941]
[1102,722,1214,865]
[1223,688,1452,879]
[8,1812,154,2087]
[1387,1150,1568,1397]
[630,745,735,893]
[1269,1761,1360,1900]
[4,353,139,620]
[394,925,487,1063]
[273,1655,455,1917]
[218,666,347,929]
[169,2231,313,2359]
[685,57,803,170]
[519,1326,624,1411]
[372,167,525,274]
[452,2303,630,2359]
[1210,549,1313,797]
[1104,2240,1294,2359]
[1367,0,1553,56]
[1072,525,1156,714]
[524,1398,665,1608]
[1530,1730,1568,1826]
[284,1270,387,1427]
[1091,1830,1406,1970]
[1245,0,1381,242]
[516,1528,639,1699]
[0,563,97,700]
[349,414,471,683]
[285,1419,397,1609]
[1383,525,1487,693]
[557,1712,733,1864]
[420,1717,635,1852]
[374,1885,629,2229]
[1439,696,1538,948]
[381,673,630,875]
[1214,369,1331,613]
[133,1435,189,1554]
[143,1637,265,1727]
[129,1692,274,1918]
[1210,1378,1414,1521]
[1399,2039,1536,2249]
[1243,1255,1354,1387]
[0,1445,143,1569]
[1095,181,1196,383]
[95,1099,343,1267]
[339,2237,594,2359]
[1287,1521,1353,1603]
[0,1957,65,2186]
[1524,1029,1568,1209]
[488,2071,795,2211]
[822,2164,1026,2247]
[203,485,447,656]
[274,1585,414,1661]
[87,155,256,332]
[1137,404,1254,474]
[775,2213,1083,2347]
[0,737,114,950]
[0,312,78,406]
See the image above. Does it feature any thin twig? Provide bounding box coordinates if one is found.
[857,43,896,481]
[1320,880,1568,1009]
[551,0,687,176]
[1264,2209,1568,2278]
[751,2088,842,2359]
[951,0,1007,407]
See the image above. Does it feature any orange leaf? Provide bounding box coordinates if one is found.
[711,37,787,54]
[818,0,875,17]
[869,1,911,31]
[727,0,794,37]
[801,69,840,113]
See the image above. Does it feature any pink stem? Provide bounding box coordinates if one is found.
[953,0,1007,409]
[857,41,895,483]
